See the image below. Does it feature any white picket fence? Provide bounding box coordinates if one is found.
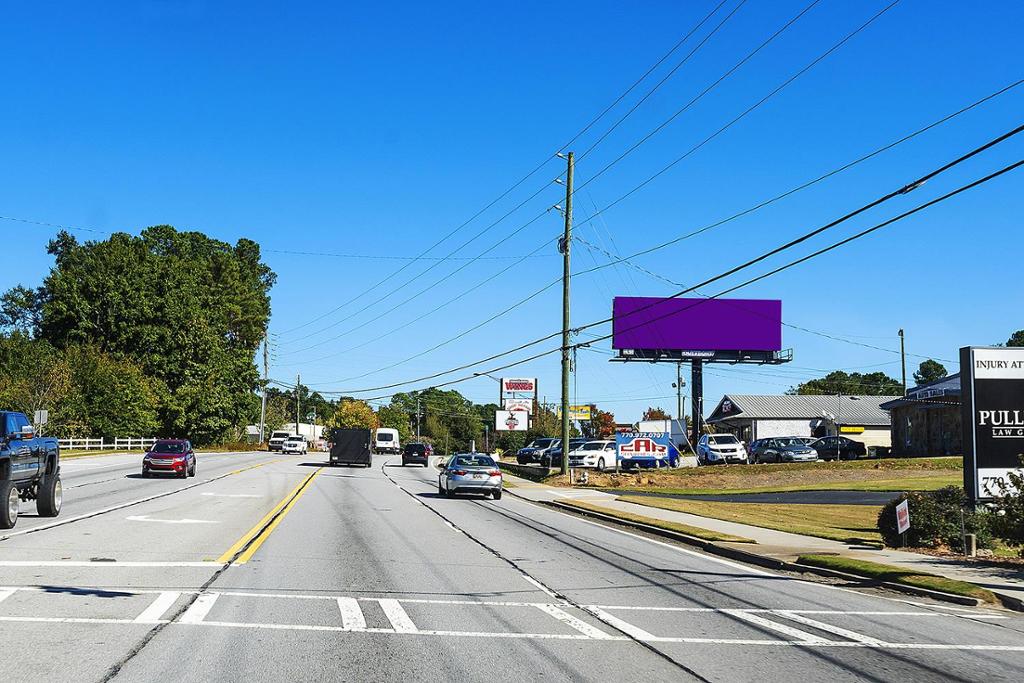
[58,437,157,451]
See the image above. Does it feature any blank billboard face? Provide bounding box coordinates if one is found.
[611,297,782,352]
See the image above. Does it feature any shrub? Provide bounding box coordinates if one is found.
[988,465,1024,545]
[878,486,992,549]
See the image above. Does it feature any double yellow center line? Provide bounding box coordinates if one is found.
[217,467,322,564]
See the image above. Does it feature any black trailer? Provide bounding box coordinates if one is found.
[328,428,372,467]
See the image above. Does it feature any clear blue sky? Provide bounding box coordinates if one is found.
[2,1,1022,421]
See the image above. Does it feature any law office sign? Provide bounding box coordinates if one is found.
[961,346,1024,503]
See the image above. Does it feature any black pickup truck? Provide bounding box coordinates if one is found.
[328,428,372,468]
[0,411,62,529]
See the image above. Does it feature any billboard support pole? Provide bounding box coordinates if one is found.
[691,361,703,447]
[560,151,574,477]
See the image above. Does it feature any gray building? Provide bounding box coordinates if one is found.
[706,394,898,448]
[880,374,961,457]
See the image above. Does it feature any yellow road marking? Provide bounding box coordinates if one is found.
[229,459,284,476]
[218,468,322,564]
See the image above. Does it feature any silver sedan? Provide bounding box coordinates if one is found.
[438,453,503,500]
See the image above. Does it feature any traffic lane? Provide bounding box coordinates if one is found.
[107,457,688,682]
[0,459,309,588]
[9,450,283,535]
[610,489,901,505]
[392,462,1024,681]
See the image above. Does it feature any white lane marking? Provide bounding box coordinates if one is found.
[722,609,831,644]
[0,561,218,568]
[185,621,611,640]
[554,509,773,577]
[0,588,16,605]
[521,574,559,599]
[200,493,260,498]
[588,606,657,641]
[773,611,885,645]
[126,515,219,525]
[134,592,181,623]
[536,604,615,640]
[378,598,418,633]
[0,616,165,625]
[179,593,220,624]
[337,597,366,630]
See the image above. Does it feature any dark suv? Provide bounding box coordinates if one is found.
[402,442,429,467]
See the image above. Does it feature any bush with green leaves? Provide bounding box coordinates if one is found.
[988,464,1024,545]
[878,486,992,549]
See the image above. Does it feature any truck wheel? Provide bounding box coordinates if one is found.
[0,481,19,529]
[36,474,62,517]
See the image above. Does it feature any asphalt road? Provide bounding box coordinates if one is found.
[2,451,1023,682]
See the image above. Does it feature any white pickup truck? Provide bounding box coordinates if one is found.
[268,430,292,452]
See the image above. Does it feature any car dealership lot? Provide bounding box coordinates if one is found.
[1,452,1023,682]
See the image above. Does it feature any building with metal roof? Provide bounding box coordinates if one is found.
[706,394,899,448]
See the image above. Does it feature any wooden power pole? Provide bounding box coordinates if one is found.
[560,151,574,476]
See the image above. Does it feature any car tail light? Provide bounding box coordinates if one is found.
[452,469,467,476]
[488,469,501,477]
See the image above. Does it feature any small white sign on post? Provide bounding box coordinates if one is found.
[495,410,529,432]
[34,410,49,426]
[896,499,911,535]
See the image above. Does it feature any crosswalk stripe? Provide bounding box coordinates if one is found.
[180,593,220,624]
[337,597,366,630]
[587,606,657,641]
[722,609,831,644]
[379,599,418,633]
[773,611,885,645]
[536,604,615,640]
[134,591,180,623]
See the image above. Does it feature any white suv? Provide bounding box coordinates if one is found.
[697,434,747,465]
[282,435,308,455]
[567,440,617,471]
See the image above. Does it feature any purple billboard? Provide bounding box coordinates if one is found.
[612,297,782,352]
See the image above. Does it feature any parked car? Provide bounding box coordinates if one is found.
[542,438,586,468]
[268,430,292,452]
[696,434,747,465]
[568,440,617,470]
[750,437,818,464]
[0,411,62,529]
[402,442,429,467]
[810,436,867,461]
[438,453,502,499]
[142,439,196,478]
[516,437,558,465]
[282,435,308,455]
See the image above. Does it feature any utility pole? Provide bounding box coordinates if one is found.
[259,336,268,443]
[296,373,301,435]
[898,328,907,395]
[559,151,574,477]
[675,362,684,423]
[416,397,421,439]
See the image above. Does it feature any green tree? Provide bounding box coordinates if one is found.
[37,227,275,444]
[1007,330,1024,347]
[913,359,947,386]
[377,403,412,442]
[789,370,902,396]
[62,345,161,438]
[325,400,378,431]
[0,285,43,336]
[389,388,482,452]
[0,333,72,432]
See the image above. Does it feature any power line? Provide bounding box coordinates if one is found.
[311,131,1022,397]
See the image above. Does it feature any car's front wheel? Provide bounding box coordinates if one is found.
[596,457,605,471]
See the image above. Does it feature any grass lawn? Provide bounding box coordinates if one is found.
[548,457,963,495]
[620,495,883,545]
[61,449,125,459]
[561,499,756,544]
[797,554,997,603]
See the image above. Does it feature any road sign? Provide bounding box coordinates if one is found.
[495,410,529,432]
[34,410,48,425]
[896,499,910,535]
[960,346,1024,502]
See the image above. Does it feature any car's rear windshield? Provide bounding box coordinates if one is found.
[378,433,393,441]
[405,444,426,454]
[153,442,185,453]
[708,435,739,445]
[451,455,496,468]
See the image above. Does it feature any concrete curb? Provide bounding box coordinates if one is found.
[497,461,551,482]
[538,498,1018,611]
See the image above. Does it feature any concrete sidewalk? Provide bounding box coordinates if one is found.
[505,475,1024,606]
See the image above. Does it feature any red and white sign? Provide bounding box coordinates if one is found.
[503,398,533,414]
[495,410,529,432]
[619,436,668,457]
[896,499,911,535]
[501,377,536,395]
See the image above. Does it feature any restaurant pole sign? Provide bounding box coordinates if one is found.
[960,346,1024,504]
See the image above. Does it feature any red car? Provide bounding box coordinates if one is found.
[142,439,196,478]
